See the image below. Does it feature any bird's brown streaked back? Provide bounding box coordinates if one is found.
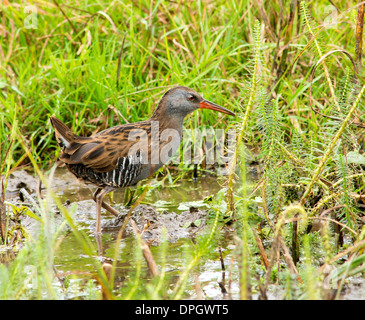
[51,116,152,173]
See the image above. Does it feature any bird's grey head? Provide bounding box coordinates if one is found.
[152,86,235,121]
[158,86,203,118]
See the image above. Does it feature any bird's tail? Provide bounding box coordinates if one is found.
[50,116,78,150]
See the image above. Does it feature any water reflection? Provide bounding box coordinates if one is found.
[52,167,232,299]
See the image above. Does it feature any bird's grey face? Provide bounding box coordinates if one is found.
[164,87,235,118]
[165,88,203,117]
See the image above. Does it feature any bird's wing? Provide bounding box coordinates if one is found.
[51,116,151,172]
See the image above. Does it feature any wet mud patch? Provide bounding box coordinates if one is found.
[3,169,365,299]
[5,170,40,195]
[4,169,74,199]
[7,196,210,246]
[3,169,214,246]
[103,204,209,245]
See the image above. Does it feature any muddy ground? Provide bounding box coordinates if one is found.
[3,168,365,300]
[4,169,211,246]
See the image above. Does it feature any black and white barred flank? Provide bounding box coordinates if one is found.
[67,152,143,188]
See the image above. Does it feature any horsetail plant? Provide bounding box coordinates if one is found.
[300,0,338,109]
[300,84,365,206]
[227,19,264,212]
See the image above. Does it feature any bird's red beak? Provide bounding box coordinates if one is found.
[199,99,235,116]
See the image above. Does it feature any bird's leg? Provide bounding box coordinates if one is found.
[95,233,103,256]
[95,187,114,235]
[93,188,119,217]
[93,188,102,199]
[94,187,117,255]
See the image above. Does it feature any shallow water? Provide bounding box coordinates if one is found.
[49,167,365,300]
[50,167,236,299]
[52,167,224,212]
[3,167,365,299]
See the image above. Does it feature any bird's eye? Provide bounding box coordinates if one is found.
[188,95,194,101]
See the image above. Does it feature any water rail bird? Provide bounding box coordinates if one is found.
[50,86,235,235]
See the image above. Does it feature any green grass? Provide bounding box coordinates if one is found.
[1,0,365,300]
[1,0,245,167]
